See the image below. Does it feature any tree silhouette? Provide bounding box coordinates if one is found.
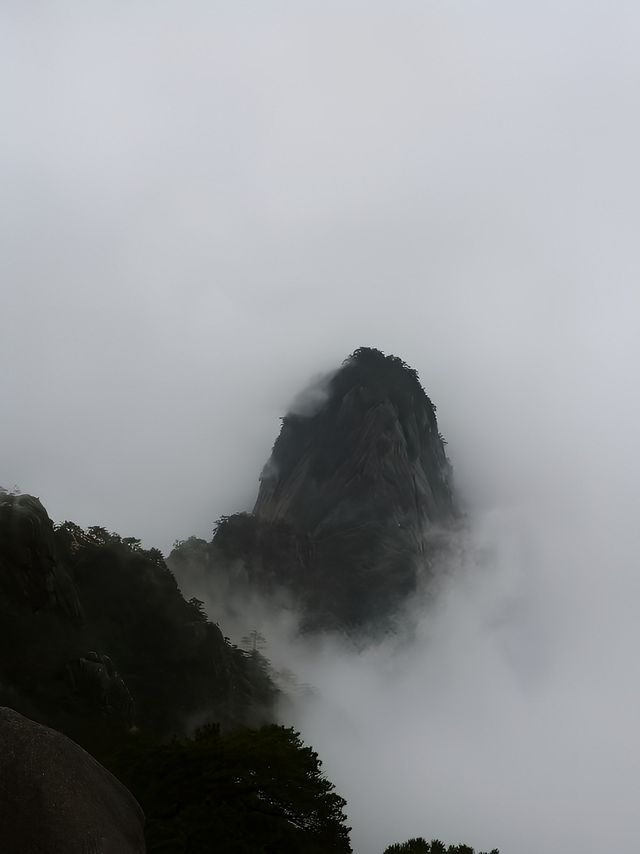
[241,629,267,653]
[383,839,498,854]
[107,724,352,853]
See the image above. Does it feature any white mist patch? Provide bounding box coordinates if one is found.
[258,456,279,485]
[287,371,336,417]
[175,482,640,853]
[267,501,640,854]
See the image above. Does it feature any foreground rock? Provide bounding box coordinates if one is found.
[0,492,82,619]
[0,706,145,853]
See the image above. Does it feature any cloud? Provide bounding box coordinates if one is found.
[286,370,336,417]
[238,482,640,854]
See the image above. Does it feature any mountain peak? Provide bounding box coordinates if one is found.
[254,347,455,533]
[200,349,459,632]
[337,346,432,405]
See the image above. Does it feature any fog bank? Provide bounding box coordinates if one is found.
[181,378,640,852]
[283,492,640,854]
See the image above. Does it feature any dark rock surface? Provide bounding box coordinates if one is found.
[172,348,459,633]
[0,499,278,754]
[254,347,455,529]
[0,706,145,853]
[66,652,135,727]
[0,492,82,620]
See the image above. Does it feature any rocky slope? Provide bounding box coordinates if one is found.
[0,492,277,754]
[171,347,458,633]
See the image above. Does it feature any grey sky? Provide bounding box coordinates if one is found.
[2,2,638,550]
[3,4,640,851]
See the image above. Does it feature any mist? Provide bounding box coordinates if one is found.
[186,426,640,853]
[3,2,640,852]
[277,497,640,853]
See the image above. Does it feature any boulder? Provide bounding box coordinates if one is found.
[0,706,145,853]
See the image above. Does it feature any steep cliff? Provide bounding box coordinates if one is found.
[254,347,455,530]
[0,493,277,753]
[177,348,458,633]
[0,493,82,620]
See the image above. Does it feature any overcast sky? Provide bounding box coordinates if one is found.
[3,5,640,851]
[2,2,638,551]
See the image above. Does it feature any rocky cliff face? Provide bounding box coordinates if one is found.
[0,493,277,752]
[188,348,458,633]
[254,347,455,529]
[0,493,82,620]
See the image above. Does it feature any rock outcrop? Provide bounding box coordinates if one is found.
[174,348,458,633]
[0,499,278,755]
[66,652,135,728]
[254,347,455,529]
[0,706,145,853]
[0,492,82,620]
